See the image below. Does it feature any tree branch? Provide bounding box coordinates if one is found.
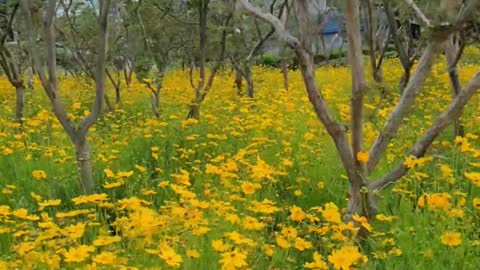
[404,0,431,27]
[78,0,111,137]
[370,70,480,190]
[367,43,440,172]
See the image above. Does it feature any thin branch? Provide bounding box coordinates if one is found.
[78,0,111,137]
[370,70,480,190]
[404,0,431,27]
[367,43,440,172]
[237,0,301,49]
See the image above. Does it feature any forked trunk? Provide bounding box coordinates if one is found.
[75,137,94,194]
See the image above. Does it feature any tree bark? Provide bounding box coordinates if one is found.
[345,0,376,218]
[281,59,289,91]
[74,137,94,194]
[370,70,480,190]
[245,64,254,98]
[367,43,440,172]
[15,84,25,123]
[235,68,243,95]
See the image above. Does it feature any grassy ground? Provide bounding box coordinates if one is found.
[0,49,479,269]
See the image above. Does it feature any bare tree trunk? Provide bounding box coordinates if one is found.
[281,59,289,91]
[104,94,113,112]
[445,37,464,137]
[235,68,243,95]
[115,86,121,104]
[21,0,111,194]
[443,0,464,137]
[74,137,94,194]
[364,0,382,83]
[245,64,254,98]
[152,91,160,118]
[345,0,376,219]
[15,84,25,123]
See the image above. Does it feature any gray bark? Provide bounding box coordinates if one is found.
[20,0,111,194]
[370,70,480,190]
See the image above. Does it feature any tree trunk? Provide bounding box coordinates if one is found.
[115,86,121,104]
[151,90,160,118]
[445,35,464,137]
[104,94,113,112]
[187,103,200,119]
[399,66,411,93]
[281,59,289,91]
[345,0,376,219]
[74,137,94,194]
[245,64,254,98]
[15,84,25,123]
[235,68,243,95]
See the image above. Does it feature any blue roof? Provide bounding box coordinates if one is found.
[322,18,340,35]
[321,17,365,35]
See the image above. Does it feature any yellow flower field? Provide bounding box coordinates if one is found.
[0,51,479,269]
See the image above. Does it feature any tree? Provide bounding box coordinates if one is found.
[229,0,287,98]
[20,0,111,194]
[186,0,231,119]
[126,0,189,118]
[238,0,480,220]
[0,0,27,123]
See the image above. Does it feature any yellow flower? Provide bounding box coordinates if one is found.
[281,226,298,239]
[242,216,265,231]
[294,237,312,251]
[356,151,369,163]
[328,245,366,270]
[104,168,115,178]
[212,239,230,252]
[473,198,480,210]
[290,205,306,222]
[219,249,248,270]
[187,249,200,258]
[159,243,182,267]
[135,164,147,173]
[63,245,95,263]
[262,244,275,257]
[117,170,134,178]
[276,235,290,249]
[304,252,328,269]
[72,193,109,205]
[93,251,117,265]
[465,172,480,186]
[352,214,372,232]
[440,232,462,247]
[32,170,47,180]
[375,214,395,222]
[320,202,341,224]
[37,199,61,211]
[93,236,122,247]
[172,169,191,186]
[63,222,86,240]
[241,181,261,195]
